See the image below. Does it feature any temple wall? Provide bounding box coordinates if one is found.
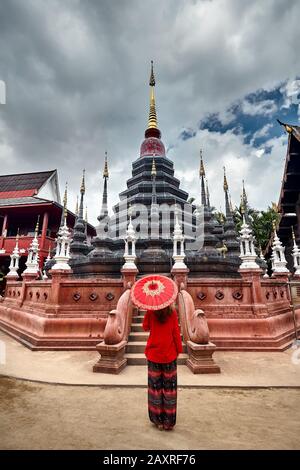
[186,277,299,350]
[0,273,299,351]
[0,275,124,349]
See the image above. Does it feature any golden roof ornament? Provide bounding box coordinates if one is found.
[199,149,205,177]
[75,196,79,217]
[80,169,86,195]
[151,157,157,177]
[240,195,245,215]
[35,215,40,235]
[147,60,158,130]
[103,152,109,178]
[292,226,295,241]
[223,166,228,192]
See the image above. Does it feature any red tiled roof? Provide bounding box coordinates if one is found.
[0,189,37,198]
[0,170,56,199]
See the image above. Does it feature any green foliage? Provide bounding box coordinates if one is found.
[233,203,280,250]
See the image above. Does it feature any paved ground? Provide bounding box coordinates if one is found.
[1,331,300,387]
[0,377,300,450]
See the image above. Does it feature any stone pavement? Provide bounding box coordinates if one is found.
[0,331,300,387]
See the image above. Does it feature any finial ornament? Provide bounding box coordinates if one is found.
[223,166,228,192]
[199,149,205,177]
[149,60,155,87]
[35,215,40,235]
[80,169,86,194]
[147,61,158,130]
[63,182,68,222]
[103,152,109,178]
[151,157,157,177]
[240,195,245,215]
[292,226,295,241]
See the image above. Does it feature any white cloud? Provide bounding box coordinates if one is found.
[241,99,277,116]
[0,0,299,223]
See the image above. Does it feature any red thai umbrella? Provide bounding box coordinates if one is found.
[131,274,178,311]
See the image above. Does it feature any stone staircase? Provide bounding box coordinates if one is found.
[125,309,188,365]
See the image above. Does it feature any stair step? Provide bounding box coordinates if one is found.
[131,323,145,332]
[131,316,144,324]
[126,341,187,354]
[126,341,147,353]
[125,353,188,366]
[129,332,149,341]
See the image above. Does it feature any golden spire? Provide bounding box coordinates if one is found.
[147,61,158,130]
[292,226,295,240]
[75,196,79,217]
[80,169,86,195]
[85,205,88,223]
[35,215,40,235]
[223,166,228,192]
[199,149,205,177]
[240,195,245,215]
[272,220,277,233]
[103,151,109,178]
[151,157,157,177]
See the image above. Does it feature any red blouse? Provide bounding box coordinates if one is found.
[142,309,183,363]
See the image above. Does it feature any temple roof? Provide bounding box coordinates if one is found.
[0,169,59,201]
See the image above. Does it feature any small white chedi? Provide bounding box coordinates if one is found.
[122,211,137,270]
[172,205,187,269]
[23,221,40,276]
[239,214,259,270]
[271,222,289,274]
[7,233,20,278]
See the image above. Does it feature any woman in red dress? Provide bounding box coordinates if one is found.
[142,305,183,431]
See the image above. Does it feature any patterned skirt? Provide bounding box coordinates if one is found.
[147,359,177,427]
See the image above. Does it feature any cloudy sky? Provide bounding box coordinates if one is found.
[0,0,299,224]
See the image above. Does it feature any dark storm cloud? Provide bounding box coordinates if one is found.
[0,0,300,221]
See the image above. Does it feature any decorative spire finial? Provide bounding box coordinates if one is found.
[149,60,155,87]
[223,167,228,192]
[103,152,109,178]
[292,226,295,241]
[240,195,245,215]
[63,182,68,222]
[199,149,205,177]
[147,61,158,130]
[151,157,157,177]
[35,215,40,235]
[80,169,86,195]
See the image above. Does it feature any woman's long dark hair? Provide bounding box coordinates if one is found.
[155,305,173,323]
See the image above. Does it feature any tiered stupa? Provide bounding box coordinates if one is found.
[71,62,241,277]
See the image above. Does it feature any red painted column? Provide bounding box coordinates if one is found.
[0,214,8,249]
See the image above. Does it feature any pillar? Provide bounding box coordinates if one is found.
[0,214,8,249]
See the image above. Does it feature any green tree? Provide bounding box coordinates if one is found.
[233,203,280,250]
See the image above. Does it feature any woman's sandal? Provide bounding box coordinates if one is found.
[156,424,164,431]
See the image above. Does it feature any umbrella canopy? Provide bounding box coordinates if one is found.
[131,274,178,311]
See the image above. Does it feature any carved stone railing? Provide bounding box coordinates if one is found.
[177,284,220,374]
[93,286,133,374]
